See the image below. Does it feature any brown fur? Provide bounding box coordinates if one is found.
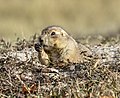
[35,26,92,66]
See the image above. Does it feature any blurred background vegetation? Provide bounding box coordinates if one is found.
[0,0,120,41]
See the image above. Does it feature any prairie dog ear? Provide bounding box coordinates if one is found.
[61,29,69,37]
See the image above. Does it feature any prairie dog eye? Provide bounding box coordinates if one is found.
[51,32,56,36]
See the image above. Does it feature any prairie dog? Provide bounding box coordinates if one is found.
[35,26,92,66]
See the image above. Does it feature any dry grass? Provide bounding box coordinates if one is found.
[0,34,119,98]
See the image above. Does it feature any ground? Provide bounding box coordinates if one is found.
[0,34,120,98]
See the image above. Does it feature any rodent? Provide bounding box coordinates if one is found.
[35,26,92,66]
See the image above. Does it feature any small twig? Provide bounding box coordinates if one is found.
[0,93,9,97]
[93,59,100,69]
[15,74,31,94]
[38,81,41,96]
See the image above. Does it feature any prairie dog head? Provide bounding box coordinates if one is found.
[39,26,69,50]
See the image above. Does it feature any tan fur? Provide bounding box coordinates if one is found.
[36,26,92,66]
